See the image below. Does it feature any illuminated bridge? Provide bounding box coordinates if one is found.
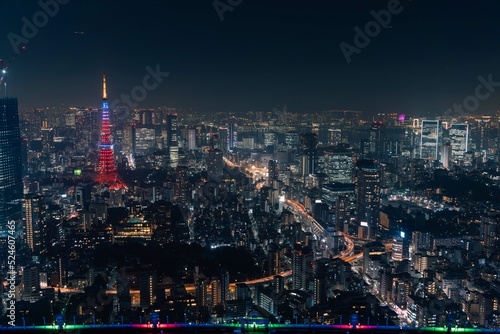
[0,323,491,333]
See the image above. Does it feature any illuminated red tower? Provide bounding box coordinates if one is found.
[95,75,127,190]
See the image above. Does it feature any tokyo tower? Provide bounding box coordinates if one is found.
[95,74,127,190]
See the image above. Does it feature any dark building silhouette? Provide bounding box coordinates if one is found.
[300,132,318,177]
[355,160,380,228]
[207,148,223,179]
[175,166,190,205]
[0,97,23,226]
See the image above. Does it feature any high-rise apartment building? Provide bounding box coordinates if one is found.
[22,194,44,255]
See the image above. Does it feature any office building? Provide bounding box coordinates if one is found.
[327,129,342,146]
[449,123,469,157]
[285,131,299,151]
[318,146,354,183]
[420,120,440,160]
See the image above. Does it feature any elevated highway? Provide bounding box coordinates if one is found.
[284,199,355,260]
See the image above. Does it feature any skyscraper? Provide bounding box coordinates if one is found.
[226,118,238,151]
[267,160,279,187]
[22,194,44,255]
[207,148,223,179]
[187,127,196,150]
[440,142,452,169]
[285,131,299,151]
[318,146,354,183]
[292,243,313,291]
[369,121,384,160]
[327,129,342,146]
[166,114,179,168]
[0,97,23,225]
[96,75,127,190]
[449,123,469,157]
[355,160,380,227]
[420,120,440,160]
[175,166,189,205]
[300,133,318,177]
[217,129,227,152]
[140,271,157,309]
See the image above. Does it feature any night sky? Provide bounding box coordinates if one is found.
[1,0,500,115]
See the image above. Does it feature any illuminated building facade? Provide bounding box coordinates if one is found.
[187,127,196,150]
[133,125,156,155]
[328,128,342,146]
[318,147,354,183]
[449,123,469,157]
[166,113,179,168]
[114,217,152,245]
[22,194,44,255]
[420,120,440,160]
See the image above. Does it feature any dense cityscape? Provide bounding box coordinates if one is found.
[2,81,500,330]
[1,1,500,333]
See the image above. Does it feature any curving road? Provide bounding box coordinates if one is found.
[284,199,355,260]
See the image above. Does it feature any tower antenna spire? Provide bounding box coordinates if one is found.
[102,74,107,100]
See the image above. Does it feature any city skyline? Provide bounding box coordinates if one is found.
[0,1,499,115]
[4,1,500,331]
